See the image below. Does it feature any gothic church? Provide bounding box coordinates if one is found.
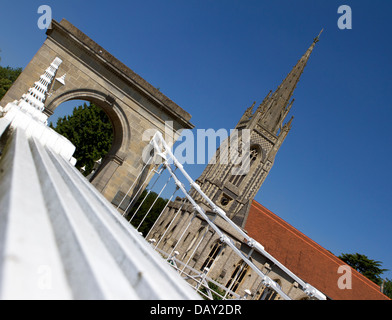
[148,33,322,300]
[143,31,389,300]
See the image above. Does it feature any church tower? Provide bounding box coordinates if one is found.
[145,33,322,299]
[192,32,321,227]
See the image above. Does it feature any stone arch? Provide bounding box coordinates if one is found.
[0,18,193,204]
[46,88,131,163]
[46,88,132,192]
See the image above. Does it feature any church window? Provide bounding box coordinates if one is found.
[201,240,224,272]
[221,197,229,206]
[220,193,232,207]
[226,261,249,293]
[164,225,177,246]
[182,228,203,260]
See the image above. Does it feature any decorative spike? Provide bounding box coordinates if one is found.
[258,90,272,108]
[285,98,294,114]
[245,101,256,115]
[256,90,273,116]
[285,116,294,131]
[278,99,295,131]
[262,90,272,103]
[314,28,324,43]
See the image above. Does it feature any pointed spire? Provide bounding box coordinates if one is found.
[313,28,324,43]
[258,32,321,134]
[245,101,256,117]
[277,98,294,131]
[237,101,256,126]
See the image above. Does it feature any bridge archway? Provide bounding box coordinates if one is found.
[47,89,131,189]
[0,18,193,204]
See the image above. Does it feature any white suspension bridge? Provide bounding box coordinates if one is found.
[0,58,326,300]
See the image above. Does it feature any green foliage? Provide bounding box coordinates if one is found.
[338,253,388,286]
[126,189,168,236]
[200,281,226,300]
[0,64,22,100]
[50,102,113,175]
[382,278,392,299]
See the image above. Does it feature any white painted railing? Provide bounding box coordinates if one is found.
[121,131,327,300]
[0,57,199,300]
[0,119,199,300]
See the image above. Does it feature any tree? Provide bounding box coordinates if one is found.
[125,189,168,236]
[381,278,392,299]
[50,102,113,176]
[338,253,388,286]
[0,52,22,101]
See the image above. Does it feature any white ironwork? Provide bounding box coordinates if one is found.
[122,131,327,300]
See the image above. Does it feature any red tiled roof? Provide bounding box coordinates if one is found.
[245,200,389,300]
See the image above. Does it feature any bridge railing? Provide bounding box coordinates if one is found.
[0,109,199,300]
[119,131,327,301]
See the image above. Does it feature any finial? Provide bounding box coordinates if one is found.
[282,116,294,132]
[244,101,255,117]
[314,28,324,43]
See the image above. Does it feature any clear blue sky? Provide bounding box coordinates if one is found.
[1,1,391,281]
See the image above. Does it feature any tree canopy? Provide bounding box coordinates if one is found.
[125,189,168,236]
[338,252,392,298]
[49,102,113,176]
[0,56,22,101]
[382,278,392,298]
[338,253,388,286]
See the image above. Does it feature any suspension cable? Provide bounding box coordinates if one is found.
[116,155,153,210]
[125,164,164,219]
[136,172,176,231]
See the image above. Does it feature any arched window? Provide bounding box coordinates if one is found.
[226,261,249,293]
[229,146,259,186]
[200,241,224,272]
[182,228,203,260]
[163,224,177,248]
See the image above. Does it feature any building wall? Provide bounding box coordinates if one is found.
[148,199,312,300]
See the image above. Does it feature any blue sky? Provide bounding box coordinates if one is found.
[1,1,392,281]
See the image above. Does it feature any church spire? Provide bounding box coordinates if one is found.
[258,31,322,135]
[192,32,321,227]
